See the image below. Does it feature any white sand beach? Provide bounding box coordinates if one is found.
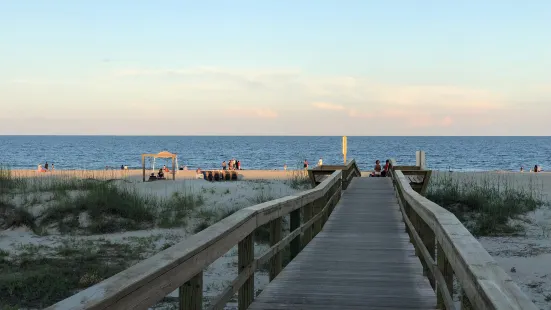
[2,170,551,309]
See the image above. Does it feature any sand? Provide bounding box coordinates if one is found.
[432,171,551,309]
[9,169,301,181]
[3,170,551,309]
[0,174,306,309]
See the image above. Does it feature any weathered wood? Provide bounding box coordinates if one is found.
[289,209,301,260]
[46,170,343,310]
[302,202,313,246]
[238,233,254,310]
[179,271,202,310]
[437,243,454,309]
[462,288,473,310]
[420,220,436,289]
[269,218,282,281]
[312,197,323,236]
[249,178,436,309]
[392,169,538,310]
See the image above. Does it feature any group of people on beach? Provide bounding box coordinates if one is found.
[370,159,391,177]
[222,159,241,170]
[520,165,544,173]
[37,162,53,172]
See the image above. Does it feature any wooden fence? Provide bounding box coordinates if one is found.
[47,161,360,310]
[389,160,538,310]
[308,159,362,189]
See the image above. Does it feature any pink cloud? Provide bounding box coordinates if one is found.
[311,102,345,111]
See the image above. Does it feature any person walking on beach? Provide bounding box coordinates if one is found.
[303,160,308,170]
[44,162,49,171]
[222,161,227,170]
[236,160,241,170]
[284,163,287,171]
[317,158,323,167]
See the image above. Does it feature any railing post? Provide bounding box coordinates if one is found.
[461,288,473,310]
[238,233,254,310]
[269,218,282,281]
[420,221,435,289]
[302,202,313,246]
[179,271,203,310]
[313,197,323,236]
[436,243,453,309]
[290,209,301,260]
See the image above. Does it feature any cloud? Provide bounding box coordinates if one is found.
[225,107,279,119]
[311,102,345,111]
[348,109,373,119]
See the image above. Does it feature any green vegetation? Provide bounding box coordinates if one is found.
[0,237,164,309]
[427,173,547,236]
[0,167,206,234]
[285,170,311,190]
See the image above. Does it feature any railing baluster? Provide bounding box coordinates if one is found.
[313,197,323,236]
[302,202,313,246]
[179,271,203,310]
[420,221,436,289]
[436,242,453,309]
[461,288,473,310]
[269,218,282,281]
[290,209,301,260]
[238,233,254,310]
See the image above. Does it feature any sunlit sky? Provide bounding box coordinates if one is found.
[1,1,550,135]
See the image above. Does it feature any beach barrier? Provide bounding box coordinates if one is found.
[202,170,239,182]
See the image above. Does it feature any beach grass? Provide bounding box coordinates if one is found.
[285,170,311,190]
[0,238,160,309]
[427,173,547,236]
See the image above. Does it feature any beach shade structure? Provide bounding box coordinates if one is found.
[141,151,177,182]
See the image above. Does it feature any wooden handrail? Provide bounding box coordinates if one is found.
[389,161,537,310]
[46,170,344,310]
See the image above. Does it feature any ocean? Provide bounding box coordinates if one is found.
[0,136,549,171]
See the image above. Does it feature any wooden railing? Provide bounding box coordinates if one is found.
[47,169,347,310]
[308,159,361,189]
[389,160,538,310]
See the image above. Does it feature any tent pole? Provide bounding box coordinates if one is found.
[172,157,176,180]
[142,155,145,182]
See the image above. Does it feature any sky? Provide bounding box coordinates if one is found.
[0,1,550,135]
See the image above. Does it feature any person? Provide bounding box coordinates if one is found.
[236,160,241,170]
[520,166,524,172]
[222,161,227,170]
[51,163,54,171]
[318,158,323,167]
[284,163,287,171]
[158,168,165,179]
[303,160,308,169]
[534,165,539,173]
[371,160,382,177]
[44,162,49,171]
[381,159,390,177]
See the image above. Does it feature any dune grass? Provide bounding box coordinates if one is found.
[0,166,205,234]
[427,173,547,236]
[0,238,161,309]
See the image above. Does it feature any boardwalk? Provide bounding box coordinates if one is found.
[249,177,436,309]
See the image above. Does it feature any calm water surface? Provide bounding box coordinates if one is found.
[0,136,549,171]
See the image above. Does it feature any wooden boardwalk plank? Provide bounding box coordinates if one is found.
[249,177,436,309]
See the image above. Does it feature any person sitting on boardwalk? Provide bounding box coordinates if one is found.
[381,159,390,177]
[370,160,382,177]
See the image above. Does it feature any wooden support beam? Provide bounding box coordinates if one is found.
[238,234,254,310]
[269,218,282,281]
[179,271,203,310]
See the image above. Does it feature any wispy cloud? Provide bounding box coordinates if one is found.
[225,107,279,119]
[311,102,345,111]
